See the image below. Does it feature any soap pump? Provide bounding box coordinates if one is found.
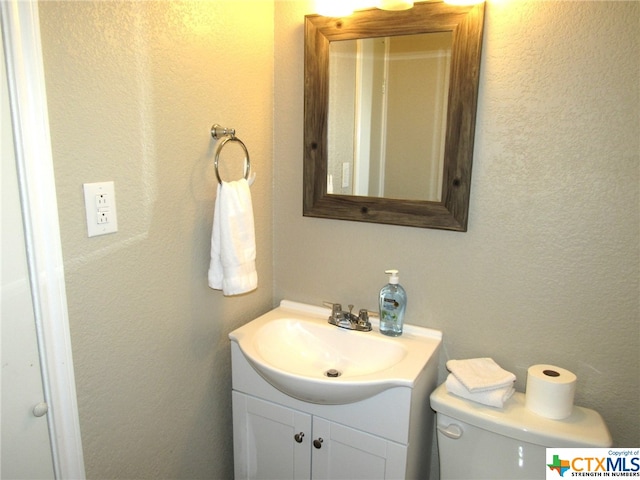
[378,269,407,337]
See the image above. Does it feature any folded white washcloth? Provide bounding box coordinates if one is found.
[446,357,516,393]
[208,179,257,296]
[446,374,515,408]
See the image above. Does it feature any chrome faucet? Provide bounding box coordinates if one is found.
[323,302,372,332]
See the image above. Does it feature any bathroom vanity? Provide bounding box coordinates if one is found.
[229,301,442,479]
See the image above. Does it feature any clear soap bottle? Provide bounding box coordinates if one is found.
[379,269,407,337]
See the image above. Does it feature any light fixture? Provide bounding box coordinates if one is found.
[443,0,484,5]
[315,0,355,16]
[315,0,417,16]
[378,0,414,10]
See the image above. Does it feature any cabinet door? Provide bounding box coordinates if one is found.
[233,392,312,480]
[311,417,407,480]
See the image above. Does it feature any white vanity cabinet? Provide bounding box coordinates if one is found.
[229,301,442,480]
[233,391,407,480]
[231,340,439,480]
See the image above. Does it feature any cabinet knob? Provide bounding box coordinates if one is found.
[32,402,48,417]
[313,438,323,449]
[294,432,305,443]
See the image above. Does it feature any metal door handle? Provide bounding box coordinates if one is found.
[32,402,48,418]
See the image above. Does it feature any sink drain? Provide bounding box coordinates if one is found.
[325,369,341,378]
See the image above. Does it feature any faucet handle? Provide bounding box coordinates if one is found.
[357,309,373,331]
[322,301,342,313]
[359,309,379,318]
[323,302,344,327]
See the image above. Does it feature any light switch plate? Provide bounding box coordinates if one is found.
[342,162,350,188]
[83,181,118,237]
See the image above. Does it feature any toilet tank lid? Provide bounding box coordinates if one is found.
[430,383,612,448]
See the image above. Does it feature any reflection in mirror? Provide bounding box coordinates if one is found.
[304,2,485,231]
[328,32,453,202]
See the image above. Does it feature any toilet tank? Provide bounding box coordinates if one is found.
[430,383,612,480]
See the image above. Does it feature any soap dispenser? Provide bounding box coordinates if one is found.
[379,269,407,337]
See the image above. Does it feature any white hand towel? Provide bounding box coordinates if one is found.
[208,179,257,296]
[445,374,515,409]
[446,357,516,393]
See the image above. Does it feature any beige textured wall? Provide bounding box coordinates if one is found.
[39,1,273,478]
[274,0,639,448]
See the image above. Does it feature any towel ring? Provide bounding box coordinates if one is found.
[213,135,251,185]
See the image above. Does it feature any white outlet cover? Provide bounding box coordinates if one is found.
[83,181,118,237]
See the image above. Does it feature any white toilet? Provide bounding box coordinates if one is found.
[430,382,612,480]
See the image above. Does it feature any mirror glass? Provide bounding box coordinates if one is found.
[328,32,452,202]
[304,2,485,231]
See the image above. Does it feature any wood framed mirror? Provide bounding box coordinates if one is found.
[303,1,485,231]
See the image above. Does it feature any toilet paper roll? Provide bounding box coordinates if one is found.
[525,364,577,420]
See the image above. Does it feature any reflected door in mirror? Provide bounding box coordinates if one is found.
[328,32,452,202]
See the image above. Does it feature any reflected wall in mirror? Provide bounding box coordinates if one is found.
[304,1,485,231]
[328,32,452,202]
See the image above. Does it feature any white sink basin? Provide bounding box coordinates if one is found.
[229,300,442,404]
